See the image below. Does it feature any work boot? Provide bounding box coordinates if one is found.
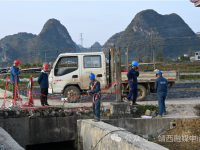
[122,98,129,103]
[156,115,162,118]
[163,112,167,115]
[93,119,100,122]
[131,103,139,106]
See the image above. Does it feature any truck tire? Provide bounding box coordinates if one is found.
[63,86,81,103]
[137,84,147,101]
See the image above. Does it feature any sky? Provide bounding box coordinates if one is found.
[0,0,199,47]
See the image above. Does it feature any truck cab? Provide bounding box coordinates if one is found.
[48,52,107,99]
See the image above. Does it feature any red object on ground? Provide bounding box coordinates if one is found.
[42,64,48,69]
[14,60,20,65]
[121,69,128,72]
[23,77,34,107]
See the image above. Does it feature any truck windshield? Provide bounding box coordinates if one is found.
[54,56,78,76]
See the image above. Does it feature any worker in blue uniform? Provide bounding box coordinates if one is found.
[123,61,139,105]
[154,71,168,117]
[87,73,101,122]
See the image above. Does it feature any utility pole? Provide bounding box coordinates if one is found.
[80,33,84,47]
[115,47,121,103]
[57,47,58,57]
[151,25,153,61]
[34,49,38,68]
[45,52,47,63]
[65,47,68,67]
[151,25,155,70]
[125,46,129,70]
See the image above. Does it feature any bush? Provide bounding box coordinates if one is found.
[20,63,31,69]
[155,51,164,62]
[179,55,190,62]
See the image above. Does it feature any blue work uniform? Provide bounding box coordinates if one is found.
[89,80,101,120]
[10,66,21,99]
[38,70,49,106]
[127,68,139,103]
[10,66,20,83]
[154,76,168,116]
[38,70,49,89]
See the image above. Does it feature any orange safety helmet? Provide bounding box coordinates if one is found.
[14,60,20,65]
[42,64,48,69]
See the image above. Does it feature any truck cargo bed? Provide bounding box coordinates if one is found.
[121,70,178,83]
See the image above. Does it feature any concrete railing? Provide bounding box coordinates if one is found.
[77,119,169,150]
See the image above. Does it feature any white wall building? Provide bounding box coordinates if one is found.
[195,51,200,60]
[190,51,200,62]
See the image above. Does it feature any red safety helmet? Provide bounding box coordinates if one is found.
[14,60,20,65]
[42,64,48,69]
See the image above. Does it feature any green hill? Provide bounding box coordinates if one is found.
[101,9,200,62]
[0,19,77,65]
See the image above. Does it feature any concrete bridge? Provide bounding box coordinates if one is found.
[0,115,92,149]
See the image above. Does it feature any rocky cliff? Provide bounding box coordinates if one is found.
[101,9,200,61]
[0,19,77,64]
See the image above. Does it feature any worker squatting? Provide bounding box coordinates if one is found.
[9,59,168,120]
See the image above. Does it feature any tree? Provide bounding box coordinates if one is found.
[136,50,144,62]
[179,55,189,61]
[144,55,151,63]
[155,51,164,62]
[187,49,195,58]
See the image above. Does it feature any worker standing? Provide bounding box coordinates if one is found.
[87,73,101,122]
[38,64,49,106]
[10,60,21,107]
[154,71,167,117]
[123,61,139,105]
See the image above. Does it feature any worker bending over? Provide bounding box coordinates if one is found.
[123,61,139,106]
[154,71,167,117]
[87,73,101,122]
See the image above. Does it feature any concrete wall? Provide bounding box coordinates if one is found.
[0,127,24,150]
[78,119,169,150]
[0,115,92,148]
[103,118,173,138]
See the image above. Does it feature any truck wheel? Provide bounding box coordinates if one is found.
[63,86,81,103]
[137,84,147,101]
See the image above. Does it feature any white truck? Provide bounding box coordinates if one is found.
[48,52,179,101]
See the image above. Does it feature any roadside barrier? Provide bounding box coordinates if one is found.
[0,75,122,112]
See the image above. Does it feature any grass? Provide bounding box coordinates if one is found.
[19,72,40,78]
[19,81,39,86]
[0,81,13,90]
[135,104,158,114]
[179,75,200,80]
[0,81,39,91]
